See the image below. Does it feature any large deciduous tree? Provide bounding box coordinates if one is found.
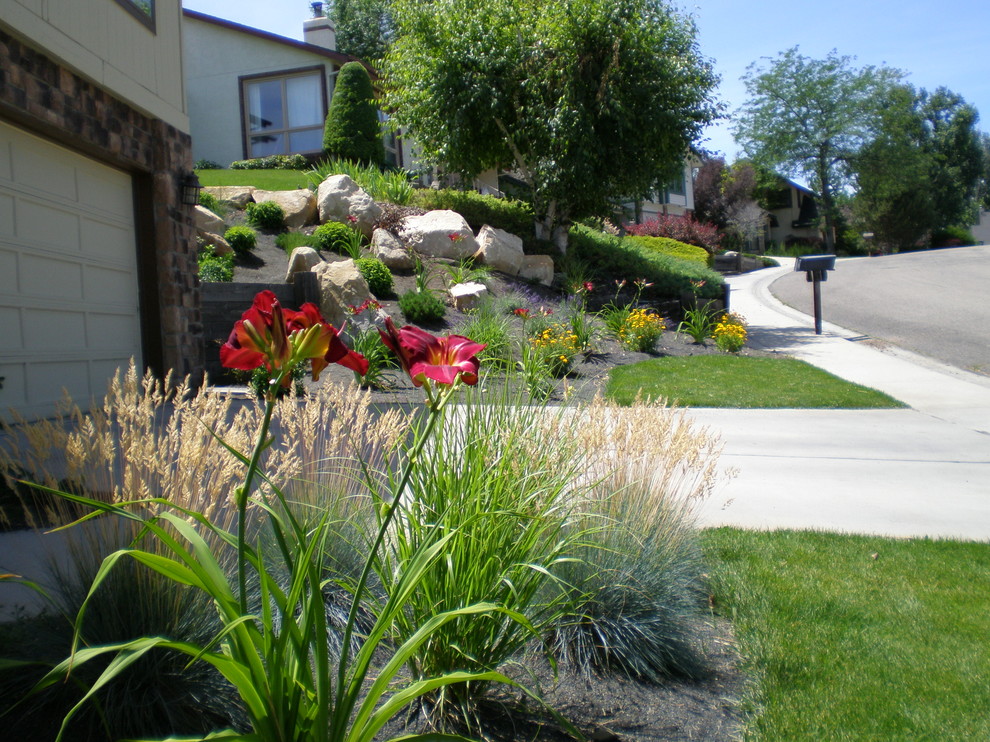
[328,0,394,62]
[733,47,901,253]
[382,0,720,251]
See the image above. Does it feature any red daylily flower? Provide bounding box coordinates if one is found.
[513,308,531,319]
[379,317,485,388]
[220,290,367,386]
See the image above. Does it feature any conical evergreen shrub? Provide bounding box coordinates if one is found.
[323,61,385,166]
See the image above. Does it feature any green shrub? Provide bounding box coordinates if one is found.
[625,236,710,267]
[313,221,355,252]
[194,159,223,170]
[274,231,314,255]
[230,154,308,170]
[569,225,724,301]
[410,189,534,245]
[245,201,285,231]
[223,225,257,255]
[399,289,446,324]
[198,191,222,214]
[355,257,394,297]
[198,245,234,282]
[323,62,384,166]
[930,226,976,248]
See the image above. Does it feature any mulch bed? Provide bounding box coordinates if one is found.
[220,229,754,741]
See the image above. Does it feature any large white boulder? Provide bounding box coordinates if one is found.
[198,231,233,257]
[313,259,374,328]
[316,175,382,237]
[253,189,317,229]
[285,247,324,283]
[473,224,525,275]
[372,228,416,271]
[203,186,256,208]
[194,205,225,235]
[397,210,478,260]
[518,254,554,286]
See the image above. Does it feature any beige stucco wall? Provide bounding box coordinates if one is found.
[183,15,340,166]
[1,0,188,130]
[972,210,990,245]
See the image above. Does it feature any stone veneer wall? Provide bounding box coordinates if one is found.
[0,25,203,379]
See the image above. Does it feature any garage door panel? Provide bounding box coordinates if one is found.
[0,365,27,411]
[81,218,134,261]
[23,308,87,351]
[0,248,17,293]
[16,199,81,251]
[0,306,23,349]
[0,134,12,180]
[87,312,141,350]
[26,360,91,407]
[12,139,79,202]
[78,168,133,218]
[0,193,13,237]
[84,264,139,304]
[21,253,84,299]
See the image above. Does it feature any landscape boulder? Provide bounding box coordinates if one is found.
[518,254,554,286]
[473,225,525,275]
[313,259,374,328]
[194,205,225,235]
[203,186,255,208]
[253,189,317,229]
[316,175,381,237]
[449,281,488,311]
[285,247,324,283]
[397,210,478,260]
[198,231,233,257]
[372,229,416,271]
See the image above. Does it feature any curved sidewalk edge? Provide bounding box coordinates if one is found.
[725,263,990,435]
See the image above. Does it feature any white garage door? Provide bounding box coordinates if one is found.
[0,120,143,421]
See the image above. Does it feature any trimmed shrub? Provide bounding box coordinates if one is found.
[312,222,354,252]
[930,226,975,248]
[355,257,394,297]
[323,62,384,166]
[410,189,534,244]
[625,236,710,267]
[625,214,721,254]
[245,201,285,231]
[194,159,224,170]
[569,225,724,301]
[230,154,307,170]
[197,246,234,282]
[398,289,446,324]
[223,225,257,255]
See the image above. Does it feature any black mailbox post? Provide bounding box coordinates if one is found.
[794,254,836,335]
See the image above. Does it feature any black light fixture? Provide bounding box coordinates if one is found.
[180,171,202,206]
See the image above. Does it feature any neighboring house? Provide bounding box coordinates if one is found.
[972,210,990,245]
[763,177,822,248]
[182,10,411,169]
[0,0,201,422]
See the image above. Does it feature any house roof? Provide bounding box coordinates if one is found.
[182,9,370,71]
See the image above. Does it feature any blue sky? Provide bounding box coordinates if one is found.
[183,0,990,161]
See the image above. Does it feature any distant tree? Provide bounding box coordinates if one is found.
[979,133,990,211]
[734,48,902,253]
[328,0,393,62]
[323,61,385,166]
[383,0,720,252]
[918,87,984,230]
[691,156,765,249]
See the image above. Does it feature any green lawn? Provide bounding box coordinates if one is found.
[704,529,990,740]
[195,169,311,191]
[606,355,904,408]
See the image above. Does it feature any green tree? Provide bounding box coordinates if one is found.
[734,47,902,253]
[918,87,984,230]
[382,0,720,252]
[323,61,385,166]
[329,0,393,62]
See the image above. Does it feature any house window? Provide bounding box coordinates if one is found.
[114,0,155,31]
[379,111,401,168]
[241,68,327,159]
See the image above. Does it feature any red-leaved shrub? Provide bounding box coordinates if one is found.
[624,214,721,254]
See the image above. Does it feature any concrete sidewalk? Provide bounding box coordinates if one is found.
[689,262,990,541]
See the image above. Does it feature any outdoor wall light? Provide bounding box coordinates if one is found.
[180,172,202,206]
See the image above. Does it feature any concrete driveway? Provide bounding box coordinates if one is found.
[770,246,990,376]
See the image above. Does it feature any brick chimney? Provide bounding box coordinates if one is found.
[303,3,336,50]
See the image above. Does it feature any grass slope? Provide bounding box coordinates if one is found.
[606,355,904,408]
[196,169,310,191]
[704,529,990,740]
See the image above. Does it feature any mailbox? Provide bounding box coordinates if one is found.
[794,254,836,335]
[794,254,836,280]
